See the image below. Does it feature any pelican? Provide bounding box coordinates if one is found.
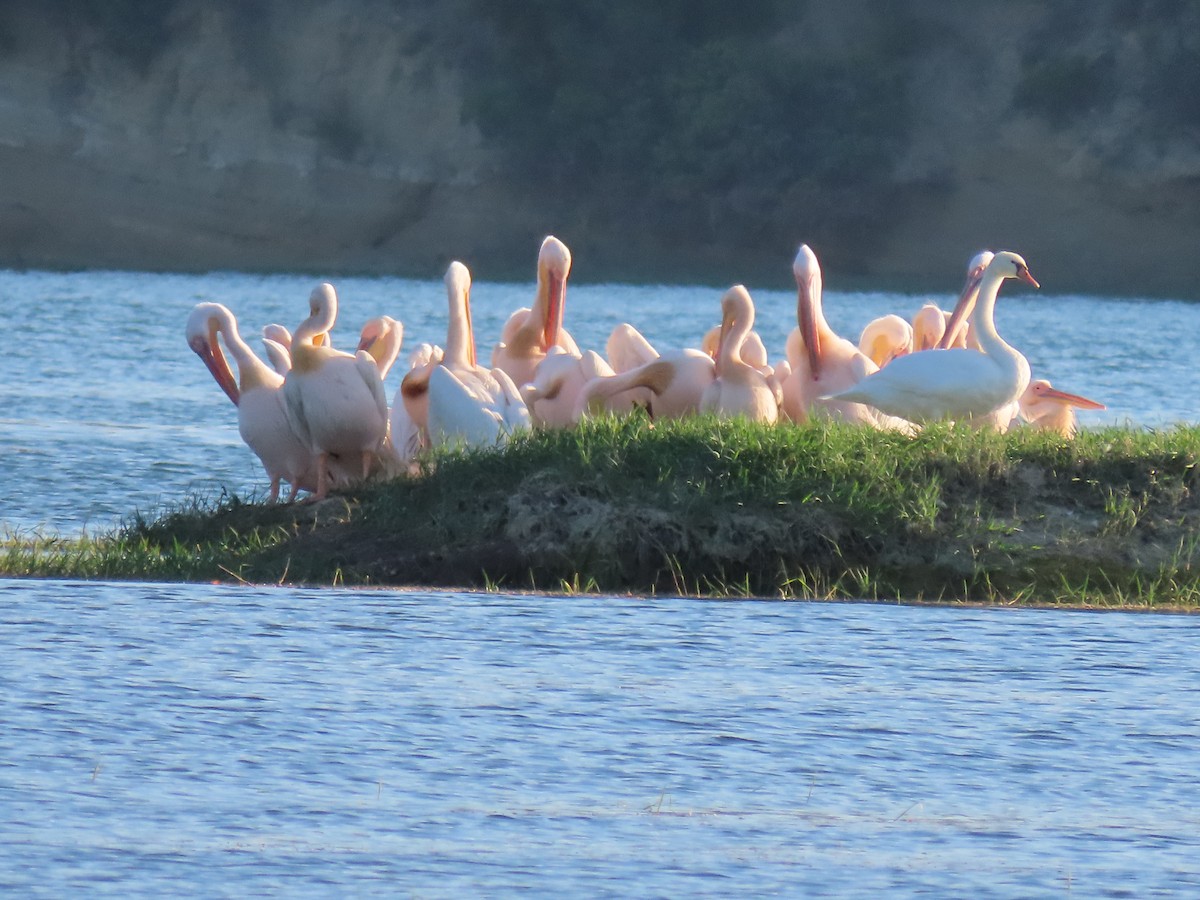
[262,323,294,374]
[404,261,531,449]
[858,314,913,367]
[522,346,616,427]
[824,252,1039,423]
[700,285,779,423]
[1019,379,1106,438]
[186,302,317,502]
[282,283,389,500]
[492,235,580,389]
[937,250,995,350]
[389,342,443,466]
[779,244,883,425]
[356,315,404,380]
[607,323,660,374]
[701,322,784,408]
[574,349,714,422]
[910,303,947,352]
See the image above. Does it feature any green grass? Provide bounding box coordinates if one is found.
[6,417,1200,607]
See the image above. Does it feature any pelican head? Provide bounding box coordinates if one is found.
[444,259,476,369]
[186,302,240,406]
[538,235,572,350]
[938,248,999,350]
[792,243,824,380]
[859,314,913,367]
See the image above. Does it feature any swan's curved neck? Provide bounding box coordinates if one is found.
[972,270,1021,372]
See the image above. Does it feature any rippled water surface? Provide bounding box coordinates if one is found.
[0,268,1196,532]
[3,579,1200,896]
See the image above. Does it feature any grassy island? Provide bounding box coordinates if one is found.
[5,417,1200,608]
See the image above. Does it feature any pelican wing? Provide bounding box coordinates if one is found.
[427,366,504,448]
[355,350,391,435]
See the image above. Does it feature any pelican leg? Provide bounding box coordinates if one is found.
[312,452,330,502]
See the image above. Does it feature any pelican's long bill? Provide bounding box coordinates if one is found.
[190,318,240,406]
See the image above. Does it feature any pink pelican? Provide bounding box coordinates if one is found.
[910,303,948,352]
[823,252,1039,423]
[937,250,995,350]
[492,235,580,389]
[606,323,660,374]
[574,349,714,422]
[700,285,779,423]
[858,314,914,368]
[1019,380,1106,438]
[282,283,389,500]
[779,244,884,425]
[186,302,317,502]
[356,316,404,380]
[389,342,443,467]
[407,261,530,448]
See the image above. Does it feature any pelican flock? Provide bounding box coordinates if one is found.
[188,235,1104,502]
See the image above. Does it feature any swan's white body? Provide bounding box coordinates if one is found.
[826,252,1039,423]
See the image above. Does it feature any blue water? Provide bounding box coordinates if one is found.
[0,267,1194,534]
[3,579,1200,896]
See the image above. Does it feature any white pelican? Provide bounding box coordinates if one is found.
[421,261,531,448]
[1019,380,1106,438]
[356,315,404,380]
[700,285,779,423]
[492,235,580,389]
[282,283,389,500]
[858,314,913,367]
[779,244,883,425]
[824,252,1039,423]
[186,302,317,502]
